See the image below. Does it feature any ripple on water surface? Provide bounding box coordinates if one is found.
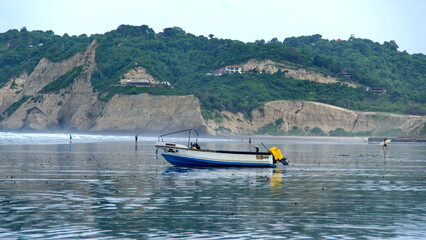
[0,138,425,239]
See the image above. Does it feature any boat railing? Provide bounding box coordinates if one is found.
[158,129,199,148]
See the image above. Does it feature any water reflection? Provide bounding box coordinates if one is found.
[270,169,284,192]
[383,147,388,161]
[0,139,425,239]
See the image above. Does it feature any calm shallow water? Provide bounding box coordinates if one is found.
[0,136,425,239]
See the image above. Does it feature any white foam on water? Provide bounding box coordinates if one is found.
[0,132,156,145]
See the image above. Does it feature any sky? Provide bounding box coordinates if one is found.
[1,0,425,54]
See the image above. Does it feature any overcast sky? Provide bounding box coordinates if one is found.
[1,0,425,54]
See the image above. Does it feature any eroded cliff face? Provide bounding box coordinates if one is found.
[0,43,424,136]
[92,94,206,132]
[0,41,206,133]
[206,101,426,136]
[0,40,100,130]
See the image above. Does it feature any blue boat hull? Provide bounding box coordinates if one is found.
[162,153,277,168]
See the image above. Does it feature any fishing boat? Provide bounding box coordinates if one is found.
[155,129,288,168]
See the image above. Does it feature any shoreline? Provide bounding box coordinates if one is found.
[368,137,426,143]
[2,131,426,146]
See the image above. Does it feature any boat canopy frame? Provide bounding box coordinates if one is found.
[158,129,199,148]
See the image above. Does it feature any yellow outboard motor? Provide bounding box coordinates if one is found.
[269,147,288,165]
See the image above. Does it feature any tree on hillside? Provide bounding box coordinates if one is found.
[1,26,425,116]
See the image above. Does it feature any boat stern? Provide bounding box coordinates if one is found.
[269,147,289,165]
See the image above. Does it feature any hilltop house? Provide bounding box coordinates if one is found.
[120,79,152,85]
[120,78,172,88]
[210,65,242,76]
[224,65,242,74]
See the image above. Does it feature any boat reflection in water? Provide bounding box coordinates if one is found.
[270,169,284,193]
[162,166,286,193]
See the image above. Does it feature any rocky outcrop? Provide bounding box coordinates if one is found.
[120,67,158,84]
[240,59,358,88]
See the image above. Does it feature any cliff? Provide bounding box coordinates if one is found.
[0,41,425,136]
[0,41,206,133]
[0,41,100,130]
[206,101,426,136]
[92,94,205,132]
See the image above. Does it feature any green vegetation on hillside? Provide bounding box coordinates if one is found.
[1,25,425,117]
[0,27,93,85]
[92,26,426,116]
[40,66,84,93]
[284,34,426,115]
[2,95,30,117]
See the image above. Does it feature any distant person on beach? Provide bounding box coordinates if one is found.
[135,135,138,143]
[383,138,388,149]
[69,134,72,143]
